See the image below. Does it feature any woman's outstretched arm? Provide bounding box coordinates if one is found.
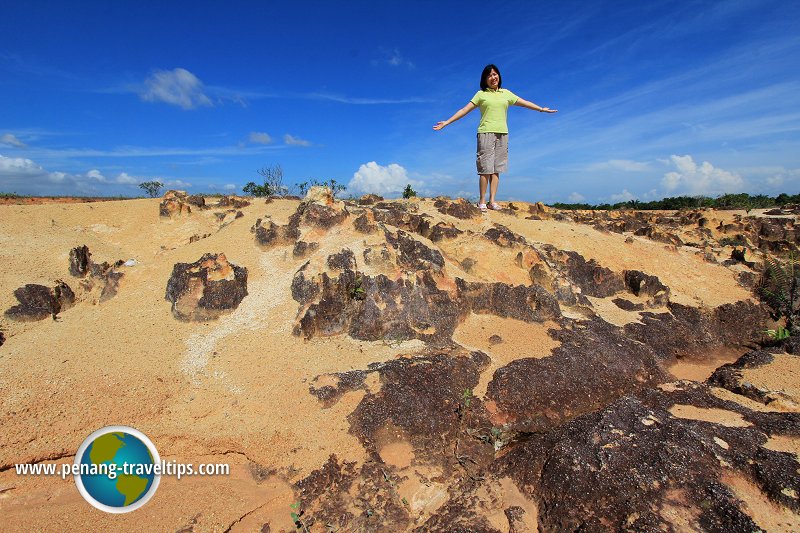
[514,97,557,113]
[433,102,477,130]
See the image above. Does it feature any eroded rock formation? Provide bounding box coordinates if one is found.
[165,253,248,321]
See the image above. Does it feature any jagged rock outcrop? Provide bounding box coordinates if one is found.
[434,197,482,219]
[5,281,75,321]
[159,190,192,217]
[492,382,800,530]
[68,245,91,276]
[292,268,463,342]
[68,245,125,302]
[251,218,298,248]
[165,253,248,321]
[186,195,206,208]
[216,195,250,209]
[384,229,445,272]
[357,193,384,205]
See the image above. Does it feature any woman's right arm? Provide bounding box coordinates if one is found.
[433,102,477,130]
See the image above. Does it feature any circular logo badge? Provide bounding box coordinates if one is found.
[73,426,161,513]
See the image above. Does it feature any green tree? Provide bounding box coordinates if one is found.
[139,181,164,197]
[402,184,417,199]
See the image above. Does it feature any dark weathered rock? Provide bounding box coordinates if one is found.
[457,279,561,323]
[624,301,769,361]
[487,317,665,432]
[5,281,75,321]
[186,195,206,208]
[564,251,625,297]
[293,269,464,342]
[68,245,91,277]
[301,202,348,228]
[362,245,391,266]
[159,190,192,217]
[327,249,356,271]
[165,253,247,321]
[708,350,781,405]
[435,198,482,219]
[349,348,491,466]
[371,204,430,236]
[384,229,444,272]
[352,211,377,234]
[612,297,644,311]
[357,193,384,205]
[252,218,297,248]
[624,269,670,305]
[0,330,5,347]
[428,222,463,242]
[216,195,250,208]
[292,456,411,531]
[484,224,526,247]
[292,240,319,258]
[67,245,125,301]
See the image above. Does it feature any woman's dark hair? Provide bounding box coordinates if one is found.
[480,64,502,91]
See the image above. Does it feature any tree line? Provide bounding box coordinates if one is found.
[550,193,800,211]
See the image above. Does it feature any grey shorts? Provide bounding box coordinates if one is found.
[476,132,508,174]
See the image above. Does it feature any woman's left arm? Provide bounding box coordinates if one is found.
[514,97,557,113]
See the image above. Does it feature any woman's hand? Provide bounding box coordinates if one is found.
[540,107,557,113]
[433,121,447,130]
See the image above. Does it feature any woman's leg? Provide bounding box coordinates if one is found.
[479,174,490,205]
[488,174,499,204]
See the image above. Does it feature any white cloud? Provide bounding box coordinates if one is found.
[661,154,744,195]
[283,134,311,147]
[348,161,424,196]
[1,133,26,148]
[0,154,161,195]
[223,183,237,191]
[140,68,212,110]
[115,172,140,185]
[609,189,636,202]
[164,179,192,189]
[568,192,586,202]
[588,159,650,172]
[249,132,273,145]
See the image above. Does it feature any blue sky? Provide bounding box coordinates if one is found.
[1,0,799,203]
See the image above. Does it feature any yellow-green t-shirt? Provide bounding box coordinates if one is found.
[471,89,519,134]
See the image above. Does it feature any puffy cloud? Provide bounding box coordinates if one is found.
[348,161,424,196]
[140,68,212,110]
[249,132,273,145]
[283,134,311,147]
[661,155,744,196]
[609,189,636,202]
[223,183,237,191]
[1,133,26,148]
[568,192,586,202]
[0,154,160,195]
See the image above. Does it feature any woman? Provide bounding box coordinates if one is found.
[433,64,557,211]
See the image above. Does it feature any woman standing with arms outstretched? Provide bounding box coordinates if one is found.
[433,64,557,211]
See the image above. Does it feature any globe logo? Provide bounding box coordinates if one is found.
[73,426,161,513]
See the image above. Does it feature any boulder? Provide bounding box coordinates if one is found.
[69,245,125,302]
[434,198,482,219]
[159,190,192,217]
[165,253,248,321]
[357,193,384,205]
[216,195,250,208]
[5,281,75,321]
[68,245,91,277]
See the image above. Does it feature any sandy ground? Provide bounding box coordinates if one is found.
[0,197,796,531]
